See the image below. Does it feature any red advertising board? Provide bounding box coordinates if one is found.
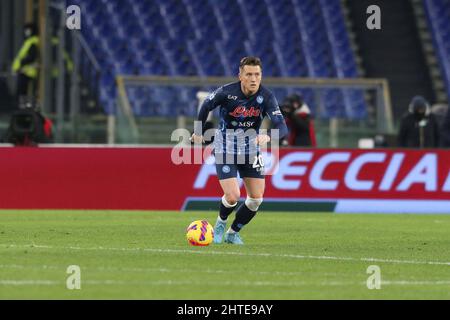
[0,146,449,212]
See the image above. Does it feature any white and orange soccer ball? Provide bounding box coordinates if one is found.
[186,220,214,246]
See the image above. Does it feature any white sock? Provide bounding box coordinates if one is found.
[227,228,237,234]
[217,216,227,223]
[222,195,238,208]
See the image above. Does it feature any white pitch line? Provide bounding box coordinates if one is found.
[0,280,61,286]
[1,279,450,287]
[382,280,450,286]
[0,264,59,270]
[0,264,306,277]
[1,243,450,267]
[0,279,346,287]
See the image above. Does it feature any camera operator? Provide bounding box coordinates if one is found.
[3,101,53,146]
[281,94,316,147]
[12,23,40,103]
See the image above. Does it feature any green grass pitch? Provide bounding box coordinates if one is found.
[0,210,450,299]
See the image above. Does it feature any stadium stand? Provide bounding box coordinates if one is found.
[423,0,450,103]
[68,0,366,119]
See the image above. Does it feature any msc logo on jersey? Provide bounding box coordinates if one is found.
[238,121,255,127]
[231,120,255,127]
[229,106,261,118]
[257,96,264,104]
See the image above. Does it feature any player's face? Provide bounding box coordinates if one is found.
[239,65,262,96]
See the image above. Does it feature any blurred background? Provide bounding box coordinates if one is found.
[0,0,449,148]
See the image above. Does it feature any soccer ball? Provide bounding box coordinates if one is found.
[186,220,214,246]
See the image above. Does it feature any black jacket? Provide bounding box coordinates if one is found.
[441,107,450,147]
[286,113,313,146]
[398,112,440,148]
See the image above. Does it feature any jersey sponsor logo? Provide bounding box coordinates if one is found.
[238,121,255,128]
[229,106,261,118]
[230,121,254,127]
[257,96,264,104]
[227,95,238,100]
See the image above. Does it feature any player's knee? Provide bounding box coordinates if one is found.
[222,194,239,207]
[224,193,240,206]
[245,197,263,212]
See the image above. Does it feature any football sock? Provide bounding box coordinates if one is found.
[219,195,238,221]
[230,203,257,232]
[217,216,227,223]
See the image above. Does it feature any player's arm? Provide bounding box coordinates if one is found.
[263,94,288,143]
[191,87,224,143]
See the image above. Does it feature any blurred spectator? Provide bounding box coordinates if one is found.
[11,23,39,103]
[280,94,316,147]
[50,33,74,113]
[397,96,440,148]
[440,104,450,148]
[430,103,448,129]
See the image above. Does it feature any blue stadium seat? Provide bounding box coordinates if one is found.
[424,0,450,101]
[74,0,367,118]
[186,39,227,76]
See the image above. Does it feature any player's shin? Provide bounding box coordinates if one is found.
[230,197,263,232]
[219,195,238,221]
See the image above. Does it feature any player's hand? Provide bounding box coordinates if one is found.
[190,133,204,144]
[255,134,271,146]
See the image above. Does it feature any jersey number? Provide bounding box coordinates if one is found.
[252,155,265,172]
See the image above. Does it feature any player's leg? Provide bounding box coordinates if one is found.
[219,177,240,220]
[213,163,240,244]
[226,178,264,235]
[225,158,265,244]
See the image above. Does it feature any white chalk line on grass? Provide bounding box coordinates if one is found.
[4,264,450,287]
[1,279,450,287]
[0,264,59,270]
[0,264,307,277]
[0,279,346,287]
[1,243,450,267]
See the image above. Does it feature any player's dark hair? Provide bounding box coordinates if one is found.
[239,56,262,71]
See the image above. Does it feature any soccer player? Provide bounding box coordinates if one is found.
[191,57,288,245]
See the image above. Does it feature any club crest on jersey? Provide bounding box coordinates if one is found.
[229,106,261,118]
[257,96,264,104]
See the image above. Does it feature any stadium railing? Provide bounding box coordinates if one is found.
[114,76,393,147]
